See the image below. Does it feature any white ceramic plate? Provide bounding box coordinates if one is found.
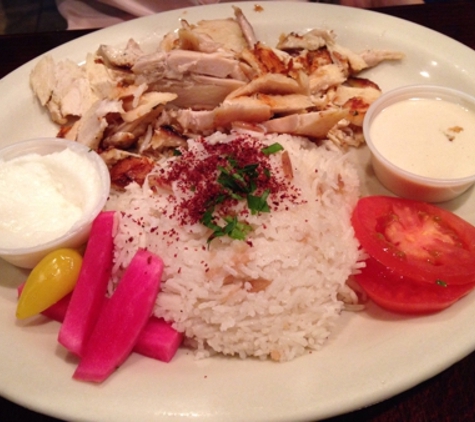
[2,2,475,421]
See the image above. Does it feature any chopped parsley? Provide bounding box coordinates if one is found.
[262,142,284,155]
[200,145,283,244]
[216,160,259,197]
[202,210,253,244]
[247,189,270,214]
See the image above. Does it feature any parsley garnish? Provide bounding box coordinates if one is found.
[262,142,284,155]
[200,150,278,243]
[201,209,252,244]
[217,161,259,196]
[436,279,448,287]
[247,189,270,214]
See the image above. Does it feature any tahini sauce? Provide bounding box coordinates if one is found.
[370,98,475,179]
[0,148,101,249]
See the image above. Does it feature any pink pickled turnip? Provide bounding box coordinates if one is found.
[17,283,183,363]
[134,317,183,363]
[73,249,163,383]
[41,293,71,322]
[58,211,116,356]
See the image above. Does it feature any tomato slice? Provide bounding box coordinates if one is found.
[351,196,475,286]
[354,257,475,314]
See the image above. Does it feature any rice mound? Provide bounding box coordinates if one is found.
[106,131,362,362]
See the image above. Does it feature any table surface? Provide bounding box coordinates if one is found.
[1,1,475,421]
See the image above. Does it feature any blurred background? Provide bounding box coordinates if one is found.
[0,0,67,34]
[0,0,426,35]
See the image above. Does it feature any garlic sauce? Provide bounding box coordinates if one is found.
[0,148,101,249]
[370,97,475,179]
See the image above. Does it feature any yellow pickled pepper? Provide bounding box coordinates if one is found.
[16,248,83,319]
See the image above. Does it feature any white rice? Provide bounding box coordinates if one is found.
[106,130,362,361]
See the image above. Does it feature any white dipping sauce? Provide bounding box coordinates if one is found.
[370,98,475,179]
[0,148,101,249]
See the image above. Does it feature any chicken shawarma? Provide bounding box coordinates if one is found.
[30,7,403,189]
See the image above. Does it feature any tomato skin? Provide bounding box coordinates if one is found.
[351,196,475,286]
[355,257,475,314]
[16,248,83,319]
